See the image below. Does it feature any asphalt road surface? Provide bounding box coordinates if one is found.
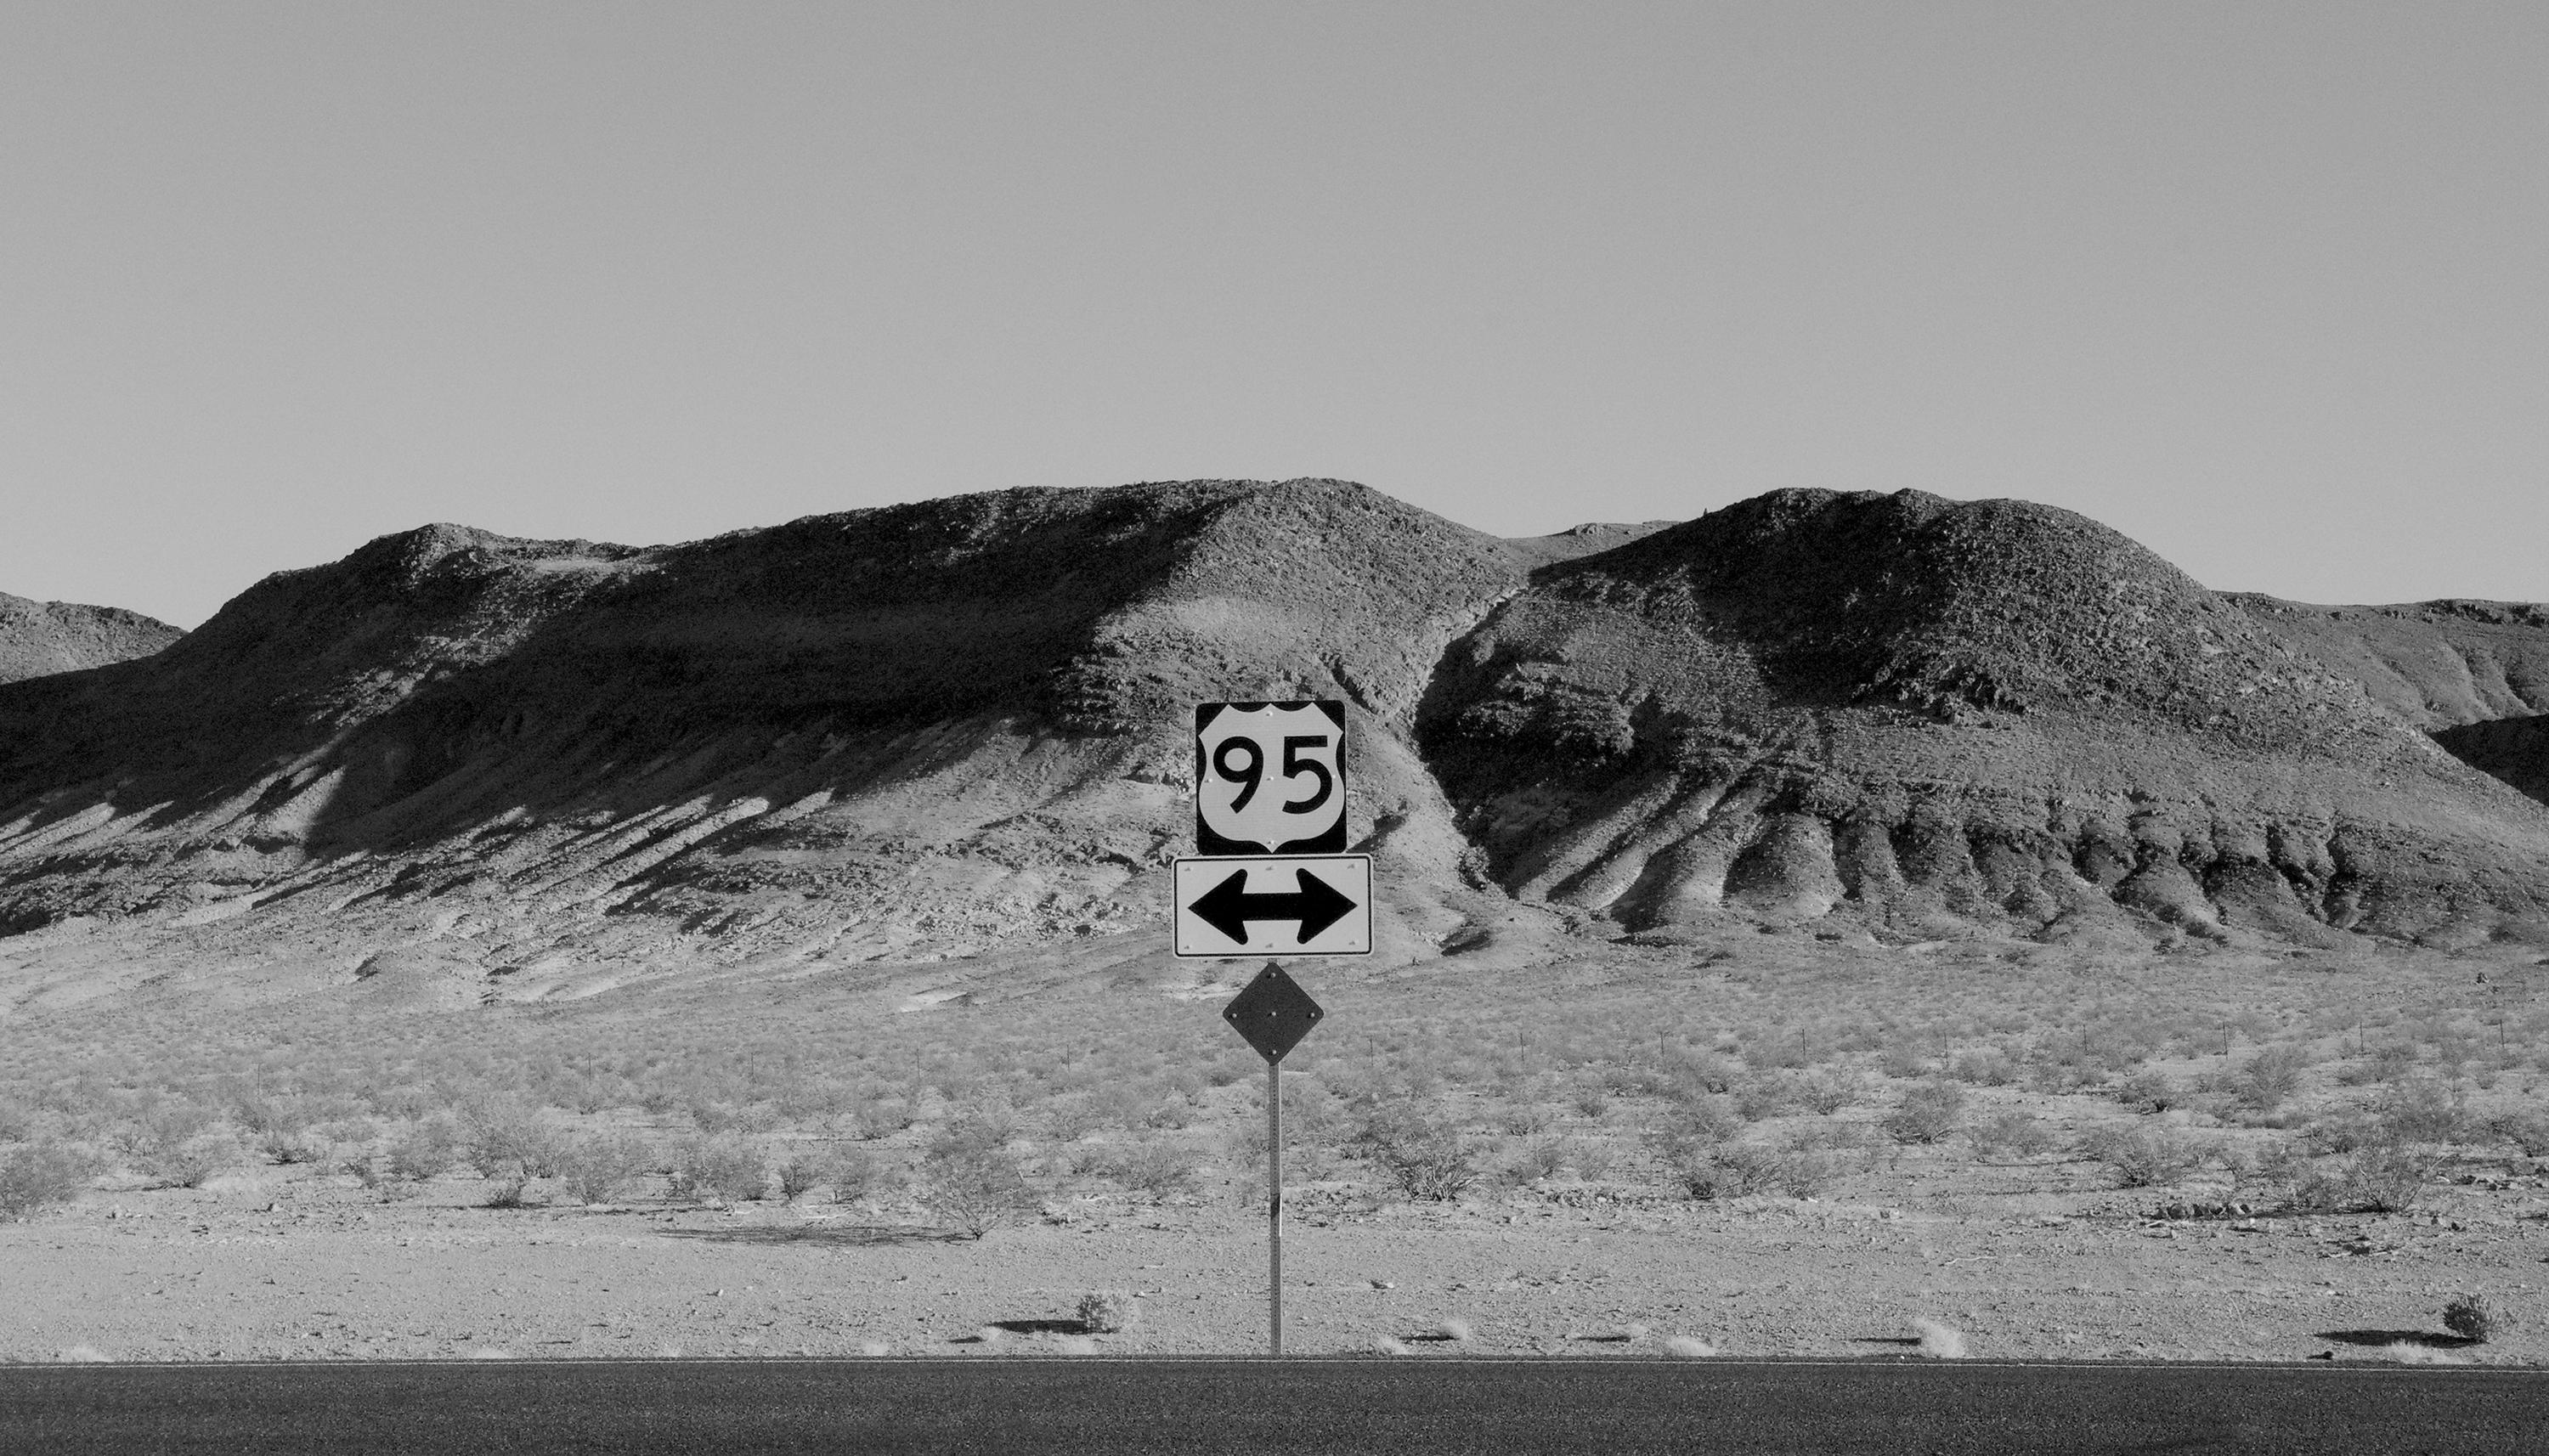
[3,1357,2539,1454]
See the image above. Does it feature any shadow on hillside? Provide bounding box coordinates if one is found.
[656,1223,974,1247]
[2315,1329,2480,1350]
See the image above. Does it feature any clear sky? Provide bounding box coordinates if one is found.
[3,3,2541,628]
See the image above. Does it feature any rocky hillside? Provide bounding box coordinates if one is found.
[2230,595,2549,732]
[0,483,1631,1010]
[1415,489,2549,949]
[0,480,2542,1013]
[0,593,182,684]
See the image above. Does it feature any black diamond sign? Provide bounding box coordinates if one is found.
[1222,962,1324,1064]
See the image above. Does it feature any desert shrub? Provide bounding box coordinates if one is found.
[1648,1095,1744,1148]
[690,1099,779,1136]
[1506,1135,1572,1183]
[776,1077,861,1122]
[111,1101,218,1160]
[556,1132,653,1205]
[482,1172,537,1209]
[566,1076,627,1116]
[1570,1136,1619,1181]
[1107,1142,1202,1200]
[2303,1110,2390,1154]
[1793,1073,1859,1115]
[915,1142,1039,1238]
[1602,1063,1668,1098]
[1884,1081,1967,1144]
[1044,1096,1104,1143]
[2111,1069,2188,1115]
[1968,1110,2059,1161]
[1354,1104,1478,1201]
[2491,1111,2549,1158]
[1949,1049,2016,1087]
[466,1106,571,1180]
[2292,1146,2435,1214]
[337,1148,386,1188]
[1783,1118,1879,1156]
[776,1152,828,1202]
[385,1116,465,1181]
[150,1100,221,1148]
[1499,1103,1557,1137]
[1766,1145,1840,1198]
[2444,1293,2501,1343]
[2081,1126,2207,1188]
[1664,1143,1778,1199]
[1376,1132,1480,1201]
[1568,1081,1609,1120]
[848,1098,916,1141]
[2026,1058,2105,1097]
[2231,1045,2311,1113]
[257,1126,329,1165]
[935,1103,1021,1153]
[369,1083,443,1122]
[227,1091,310,1139]
[2434,1032,2477,1082]
[1076,1290,1139,1334]
[2249,1135,2309,1191]
[0,1140,91,1221]
[1665,1143,1829,1200]
[668,1136,768,1203]
[2339,1145,2435,1213]
[2380,1079,2467,1145]
[1733,1075,1800,1121]
[1663,1049,1738,1098]
[2365,1041,2418,1083]
[0,1099,34,1143]
[818,1143,890,1204]
[136,1135,232,1189]
[2204,1140,2270,1200]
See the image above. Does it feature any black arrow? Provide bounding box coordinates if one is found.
[1190,867,1357,945]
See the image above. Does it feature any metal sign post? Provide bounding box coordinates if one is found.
[1188,701,1354,1357]
[1222,960,1323,1356]
[1269,1050,1283,1357]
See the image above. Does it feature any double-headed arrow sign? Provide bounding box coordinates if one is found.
[1173,855,1371,957]
[1190,866,1356,944]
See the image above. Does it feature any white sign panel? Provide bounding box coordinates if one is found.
[1194,701,1347,855]
[1173,855,1372,958]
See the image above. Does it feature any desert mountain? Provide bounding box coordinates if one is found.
[0,483,1619,1009]
[0,592,182,684]
[2229,593,2549,815]
[0,480,2542,1014]
[1417,489,2549,951]
[2228,595,2549,731]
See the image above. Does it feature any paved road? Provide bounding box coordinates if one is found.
[2,1357,2538,1454]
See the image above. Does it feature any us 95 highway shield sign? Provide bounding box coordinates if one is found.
[1193,700,1347,855]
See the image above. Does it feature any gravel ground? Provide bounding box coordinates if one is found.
[8,1162,2545,1365]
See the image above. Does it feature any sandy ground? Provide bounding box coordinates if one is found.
[8,1161,2544,1366]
